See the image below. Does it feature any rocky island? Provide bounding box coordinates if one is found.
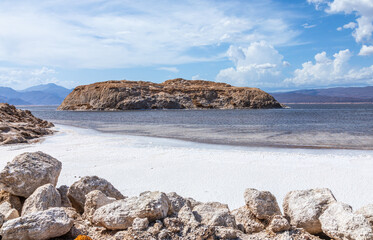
[0,103,54,145]
[58,79,282,111]
[0,151,372,240]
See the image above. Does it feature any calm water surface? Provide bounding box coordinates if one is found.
[22,104,373,149]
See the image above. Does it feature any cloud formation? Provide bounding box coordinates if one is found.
[0,0,299,69]
[309,0,373,55]
[285,49,373,87]
[0,67,58,90]
[216,41,288,87]
[157,67,179,73]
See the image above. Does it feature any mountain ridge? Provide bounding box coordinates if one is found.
[270,86,373,103]
[0,84,72,105]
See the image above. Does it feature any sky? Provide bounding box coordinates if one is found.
[0,0,373,92]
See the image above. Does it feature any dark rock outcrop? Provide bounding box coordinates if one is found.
[58,79,282,111]
[0,103,54,144]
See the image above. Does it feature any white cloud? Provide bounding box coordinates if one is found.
[359,45,373,56]
[0,0,299,69]
[309,0,373,55]
[157,67,179,73]
[216,41,288,87]
[343,22,357,29]
[191,74,206,80]
[285,49,373,86]
[0,67,58,90]
[302,23,317,29]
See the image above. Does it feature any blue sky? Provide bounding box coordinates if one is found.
[0,0,373,91]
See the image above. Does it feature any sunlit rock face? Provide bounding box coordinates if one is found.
[58,78,282,111]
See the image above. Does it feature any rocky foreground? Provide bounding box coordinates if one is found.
[58,79,282,111]
[0,103,54,145]
[0,152,372,240]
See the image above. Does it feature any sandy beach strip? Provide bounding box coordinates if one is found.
[0,124,372,210]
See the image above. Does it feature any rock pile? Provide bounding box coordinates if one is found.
[58,79,282,111]
[0,151,372,240]
[0,103,54,144]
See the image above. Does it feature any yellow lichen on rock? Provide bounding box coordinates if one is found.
[75,235,93,240]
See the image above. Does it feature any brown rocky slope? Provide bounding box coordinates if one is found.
[58,79,282,111]
[0,103,54,144]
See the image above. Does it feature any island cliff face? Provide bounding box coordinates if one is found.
[58,79,282,111]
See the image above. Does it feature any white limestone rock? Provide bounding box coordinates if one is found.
[67,176,125,213]
[356,204,373,227]
[132,217,149,231]
[93,191,169,230]
[231,206,264,234]
[0,152,62,198]
[21,183,61,216]
[268,215,290,233]
[0,207,73,240]
[0,202,19,221]
[320,202,373,240]
[283,188,336,234]
[244,188,281,220]
[83,190,116,222]
[192,202,236,228]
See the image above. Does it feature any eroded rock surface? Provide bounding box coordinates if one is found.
[283,188,336,234]
[356,204,373,227]
[0,103,54,145]
[67,176,125,213]
[320,202,373,240]
[93,191,169,230]
[244,188,281,220]
[231,206,265,234]
[0,151,62,198]
[83,190,116,222]
[192,202,236,228]
[58,79,282,111]
[21,183,61,216]
[0,207,73,240]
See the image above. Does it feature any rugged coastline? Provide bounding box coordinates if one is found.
[0,103,54,145]
[0,151,372,240]
[58,79,282,111]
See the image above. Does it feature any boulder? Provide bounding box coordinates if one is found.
[0,152,62,198]
[231,206,265,234]
[21,183,61,216]
[132,217,149,231]
[192,202,236,228]
[319,202,373,240]
[0,190,22,214]
[166,192,186,215]
[177,201,199,225]
[0,207,73,240]
[283,188,336,234]
[356,204,373,227]
[93,191,169,230]
[67,176,125,213]
[0,202,19,221]
[244,188,281,220]
[83,190,116,222]
[267,215,290,233]
[57,185,72,208]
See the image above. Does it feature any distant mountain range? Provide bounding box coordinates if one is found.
[271,86,373,104]
[1,83,372,105]
[0,83,72,105]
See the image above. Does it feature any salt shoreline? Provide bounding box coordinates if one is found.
[1,124,372,211]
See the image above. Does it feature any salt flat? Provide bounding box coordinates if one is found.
[0,124,372,210]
